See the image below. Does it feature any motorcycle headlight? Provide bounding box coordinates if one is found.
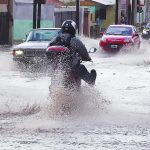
[143,29,148,35]
[14,50,24,56]
[101,36,106,42]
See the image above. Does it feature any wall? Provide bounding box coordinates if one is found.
[101,5,115,30]
[0,4,7,12]
[13,2,54,41]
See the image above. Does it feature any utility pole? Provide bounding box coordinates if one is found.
[33,0,37,29]
[131,0,135,25]
[37,0,41,28]
[33,0,46,29]
[8,0,13,45]
[127,0,131,24]
[131,0,137,25]
[115,0,119,24]
[76,0,80,34]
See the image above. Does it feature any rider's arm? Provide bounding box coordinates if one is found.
[48,36,61,46]
[70,38,91,61]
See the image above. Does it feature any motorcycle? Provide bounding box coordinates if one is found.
[46,45,97,115]
[46,45,97,89]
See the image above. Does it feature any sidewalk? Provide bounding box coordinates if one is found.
[0,45,12,51]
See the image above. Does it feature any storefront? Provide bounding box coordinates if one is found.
[80,0,116,38]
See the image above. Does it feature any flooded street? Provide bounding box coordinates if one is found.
[0,38,150,150]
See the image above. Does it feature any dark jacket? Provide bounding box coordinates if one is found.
[49,33,91,62]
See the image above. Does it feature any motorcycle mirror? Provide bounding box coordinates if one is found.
[88,47,97,53]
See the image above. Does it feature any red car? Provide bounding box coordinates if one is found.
[99,24,141,52]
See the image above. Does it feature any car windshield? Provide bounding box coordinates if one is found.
[105,26,132,36]
[146,23,150,29]
[26,29,60,41]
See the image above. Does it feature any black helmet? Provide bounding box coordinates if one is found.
[61,20,77,36]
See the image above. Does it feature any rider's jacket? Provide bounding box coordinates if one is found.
[49,33,91,65]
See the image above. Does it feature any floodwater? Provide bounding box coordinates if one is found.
[0,38,150,150]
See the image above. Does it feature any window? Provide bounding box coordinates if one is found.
[99,9,106,20]
[95,8,106,20]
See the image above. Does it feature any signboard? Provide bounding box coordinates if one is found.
[0,0,8,4]
[0,4,7,12]
[41,0,46,4]
[80,1,96,6]
[139,0,145,6]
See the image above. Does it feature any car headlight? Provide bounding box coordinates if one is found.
[101,36,106,42]
[143,29,148,35]
[13,50,24,56]
[124,38,131,42]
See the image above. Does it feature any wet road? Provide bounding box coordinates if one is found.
[0,40,150,150]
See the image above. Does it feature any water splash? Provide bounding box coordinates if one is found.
[46,83,110,119]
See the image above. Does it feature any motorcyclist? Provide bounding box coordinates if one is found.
[48,20,97,85]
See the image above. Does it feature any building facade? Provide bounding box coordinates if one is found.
[13,0,55,41]
[0,0,13,45]
[0,0,63,44]
[80,0,116,38]
[145,0,150,22]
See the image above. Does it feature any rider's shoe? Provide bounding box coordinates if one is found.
[89,69,97,85]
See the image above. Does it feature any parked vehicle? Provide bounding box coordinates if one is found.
[99,25,141,53]
[141,22,150,39]
[12,28,61,63]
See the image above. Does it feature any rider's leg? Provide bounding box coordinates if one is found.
[75,64,97,85]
